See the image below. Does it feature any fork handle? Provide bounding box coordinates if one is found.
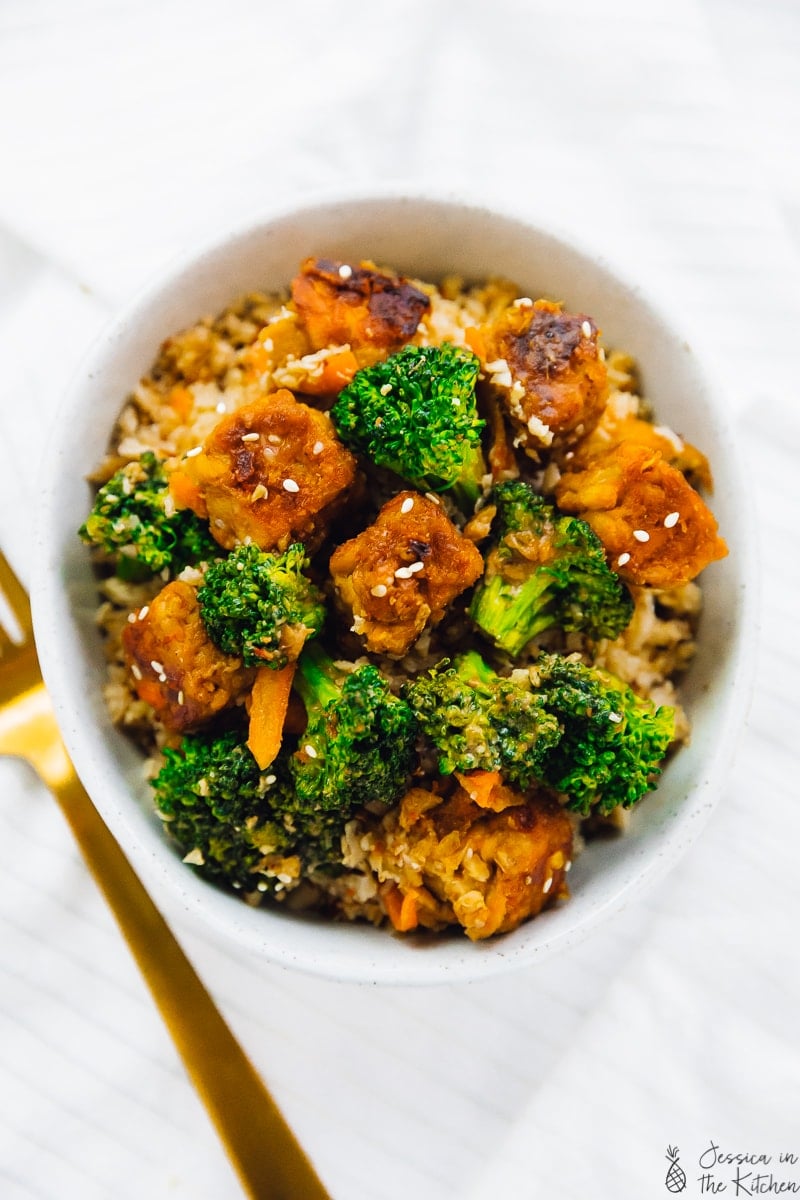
[51,765,331,1200]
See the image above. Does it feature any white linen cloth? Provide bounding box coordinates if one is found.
[1,2,799,1197]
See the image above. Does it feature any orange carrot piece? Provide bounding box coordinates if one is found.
[398,891,419,932]
[134,677,166,710]
[168,467,205,516]
[383,885,419,933]
[382,885,403,929]
[463,325,486,363]
[247,663,296,769]
[168,386,195,423]
[455,769,502,808]
[300,348,359,395]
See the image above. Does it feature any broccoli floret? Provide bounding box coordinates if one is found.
[404,649,561,788]
[79,451,217,580]
[197,543,325,668]
[469,480,633,655]
[151,730,294,892]
[290,642,417,822]
[330,342,487,512]
[532,653,675,814]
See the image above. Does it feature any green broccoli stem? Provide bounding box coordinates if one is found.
[293,642,342,712]
[469,572,555,656]
[443,444,488,515]
[453,648,497,689]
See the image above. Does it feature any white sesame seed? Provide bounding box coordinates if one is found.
[131,663,142,680]
[609,712,622,724]
[265,774,277,785]
[138,605,149,620]
[525,875,533,885]
[304,744,318,758]
[633,529,650,543]
[177,690,185,706]
[379,382,393,396]
[617,552,631,566]
[543,875,553,893]
[581,320,592,338]
[241,431,259,442]
[185,445,203,458]
[565,860,572,872]
[214,518,226,529]
[158,674,167,684]
[400,497,414,514]
[370,583,388,597]
[664,510,680,528]
[267,434,281,444]
[250,483,268,502]
[150,661,163,675]
[394,565,414,579]
[282,478,299,493]
[311,440,325,455]
[408,561,424,574]
[338,264,353,279]
[262,337,274,352]
[257,880,269,892]
[127,612,137,623]
[215,401,227,414]
[513,297,533,307]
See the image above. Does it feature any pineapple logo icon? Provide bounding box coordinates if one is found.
[665,1145,687,1193]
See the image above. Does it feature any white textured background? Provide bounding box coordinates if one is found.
[1,2,799,1197]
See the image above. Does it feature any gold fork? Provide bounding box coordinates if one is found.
[0,548,331,1200]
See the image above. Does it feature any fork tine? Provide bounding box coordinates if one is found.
[0,549,33,651]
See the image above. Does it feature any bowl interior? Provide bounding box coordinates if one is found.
[32,194,753,984]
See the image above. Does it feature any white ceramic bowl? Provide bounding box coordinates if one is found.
[32,191,754,985]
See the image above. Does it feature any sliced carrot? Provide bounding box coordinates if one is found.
[247,663,296,770]
[463,325,486,363]
[240,342,271,379]
[168,386,195,424]
[398,891,419,932]
[382,885,403,928]
[486,391,518,480]
[383,884,420,933]
[168,467,205,516]
[300,348,359,395]
[134,676,166,710]
[455,769,502,808]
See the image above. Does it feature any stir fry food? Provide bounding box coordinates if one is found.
[80,257,727,940]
